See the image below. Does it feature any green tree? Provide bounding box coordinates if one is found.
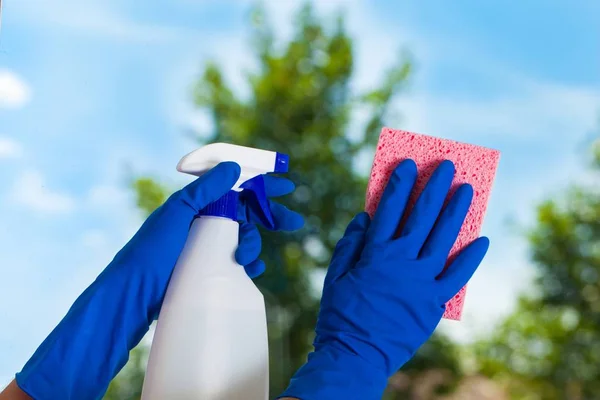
[104,346,147,400]
[384,333,464,399]
[475,140,600,400]
[105,2,464,398]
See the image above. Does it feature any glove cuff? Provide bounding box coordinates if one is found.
[278,346,389,400]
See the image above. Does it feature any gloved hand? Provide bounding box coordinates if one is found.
[280,159,490,400]
[15,162,303,400]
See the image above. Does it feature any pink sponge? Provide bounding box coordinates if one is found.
[366,128,500,320]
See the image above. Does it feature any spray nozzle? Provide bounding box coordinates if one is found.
[177,143,289,227]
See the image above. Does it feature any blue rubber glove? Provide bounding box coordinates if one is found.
[236,173,304,277]
[280,159,490,400]
[15,162,304,400]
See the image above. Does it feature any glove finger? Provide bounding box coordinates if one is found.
[236,223,262,266]
[244,259,266,279]
[269,202,305,231]
[368,159,417,242]
[324,212,371,288]
[264,175,296,197]
[420,184,474,263]
[176,162,241,214]
[437,236,490,302]
[400,160,455,258]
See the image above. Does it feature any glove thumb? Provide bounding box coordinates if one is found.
[173,161,241,215]
[324,212,371,288]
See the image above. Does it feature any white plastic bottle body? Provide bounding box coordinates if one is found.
[141,216,269,400]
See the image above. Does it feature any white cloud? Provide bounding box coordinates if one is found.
[84,178,146,249]
[0,70,32,109]
[162,30,255,140]
[81,230,109,249]
[163,57,219,139]
[87,184,130,209]
[0,137,23,159]
[396,80,600,143]
[9,0,204,44]
[12,170,76,213]
[186,110,214,138]
[85,183,143,240]
[49,8,193,44]
[166,0,413,136]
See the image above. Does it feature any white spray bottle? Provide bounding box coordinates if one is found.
[140,143,290,400]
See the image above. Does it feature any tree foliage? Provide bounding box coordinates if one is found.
[475,140,600,400]
[104,346,147,400]
[103,2,477,399]
[103,2,600,397]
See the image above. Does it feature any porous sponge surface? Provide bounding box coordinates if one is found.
[366,128,500,320]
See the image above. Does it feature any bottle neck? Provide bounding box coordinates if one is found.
[198,190,239,221]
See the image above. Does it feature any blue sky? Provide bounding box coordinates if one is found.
[1,0,599,386]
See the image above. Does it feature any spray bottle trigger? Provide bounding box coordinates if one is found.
[239,175,276,230]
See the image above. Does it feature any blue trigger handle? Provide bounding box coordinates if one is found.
[198,175,275,229]
[239,175,275,229]
[199,152,288,226]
